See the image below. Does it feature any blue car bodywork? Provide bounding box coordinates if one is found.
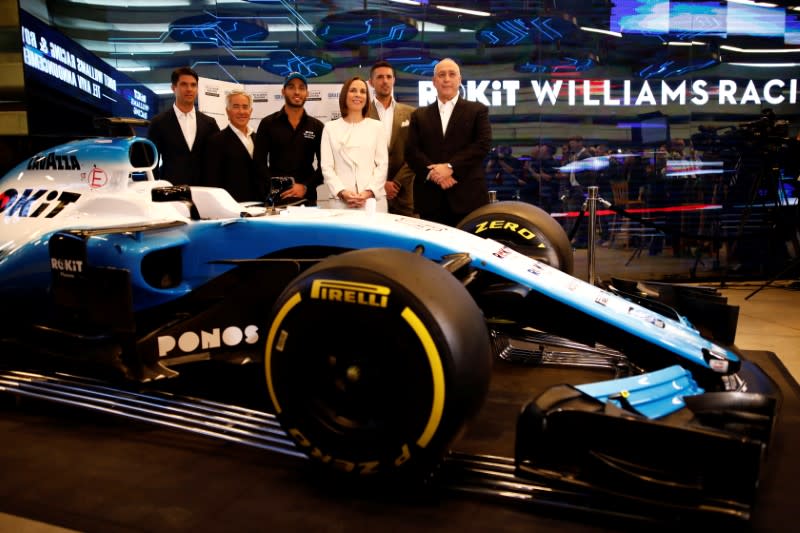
[0,137,778,524]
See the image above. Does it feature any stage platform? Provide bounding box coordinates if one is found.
[1,350,798,532]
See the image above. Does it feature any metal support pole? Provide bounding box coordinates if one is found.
[586,186,599,286]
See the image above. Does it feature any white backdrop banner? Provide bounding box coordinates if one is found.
[198,77,343,131]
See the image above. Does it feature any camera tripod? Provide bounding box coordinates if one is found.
[730,159,800,300]
[744,180,800,300]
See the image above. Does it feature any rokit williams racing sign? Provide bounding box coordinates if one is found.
[418,78,800,108]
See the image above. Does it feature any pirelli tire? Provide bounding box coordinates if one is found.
[265,248,492,479]
[457,201,574,275]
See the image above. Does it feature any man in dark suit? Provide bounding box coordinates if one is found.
[204,90,266,202]
[405,58,492,226]
[368,60,416,217]
[147,67,219,186]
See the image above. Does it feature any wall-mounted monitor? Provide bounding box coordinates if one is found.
[631,112,671,147]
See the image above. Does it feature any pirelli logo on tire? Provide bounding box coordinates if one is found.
[310,279,391,308]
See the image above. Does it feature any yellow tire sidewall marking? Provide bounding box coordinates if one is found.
[401,306,445,448]
[265,294,445,454]
[265,291,302,414]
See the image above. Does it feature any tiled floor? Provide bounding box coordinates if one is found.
[719,282,800,379]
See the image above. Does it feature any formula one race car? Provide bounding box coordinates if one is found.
[0,136,779,525]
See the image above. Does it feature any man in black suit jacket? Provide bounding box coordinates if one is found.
[204,90,266,202]
[405,58,492,226]
[148,67,219,186]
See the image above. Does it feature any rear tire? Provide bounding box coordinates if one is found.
[265,248,492,478]
[458,201,574,274]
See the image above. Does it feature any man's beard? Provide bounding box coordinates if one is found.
[285,97,306,109]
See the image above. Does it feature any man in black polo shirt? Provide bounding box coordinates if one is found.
[254,72,324,205]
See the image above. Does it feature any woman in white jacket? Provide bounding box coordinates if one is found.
[320,76,389,211]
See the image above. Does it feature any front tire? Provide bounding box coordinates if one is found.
[265,248,492,478]
[458,201,574,274]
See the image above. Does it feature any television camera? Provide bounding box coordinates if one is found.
[691,112,799,281]
[691,112,796,204]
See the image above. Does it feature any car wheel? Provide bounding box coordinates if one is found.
[264,248,492,478]
[457,201,574,274]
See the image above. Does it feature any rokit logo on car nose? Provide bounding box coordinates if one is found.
[157,325,259,357]
[50,257,84,273]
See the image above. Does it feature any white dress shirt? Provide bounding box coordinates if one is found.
[437,94,458,135]
[372,97,395,147]
[231,125,255,158]
[173,103,196,150]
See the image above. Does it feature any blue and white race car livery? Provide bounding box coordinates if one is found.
[0,136,779,525]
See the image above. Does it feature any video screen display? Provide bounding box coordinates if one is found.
[611,1,791,40]
[727,2,785,37]
[669,1,726,37]
[611,0,670,35]
[787,14,800,45]
[19,9,156,121]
